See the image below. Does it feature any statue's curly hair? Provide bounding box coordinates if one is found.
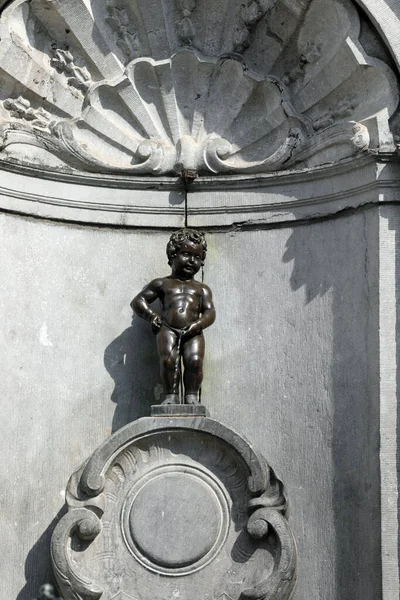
[167,229,207,266]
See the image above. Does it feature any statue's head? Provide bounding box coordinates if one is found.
[167,229,207,267]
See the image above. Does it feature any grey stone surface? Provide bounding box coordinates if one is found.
[377,205,400,600]
[0,154,398,228]
[0,216,168,598]
[186,154,388,227]
[0,208,385,600]
[202,219,382,600]
[359,0,400,72]
[0,163,185,227]
[51,417,296,600]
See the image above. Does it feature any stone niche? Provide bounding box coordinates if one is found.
[0,1,400,600]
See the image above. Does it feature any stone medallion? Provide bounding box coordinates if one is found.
[122,465,229,574]
[51,416,297,600]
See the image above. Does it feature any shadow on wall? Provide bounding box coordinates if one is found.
[283,220,333,303]
[17,506,67,600]
[104,313,160,433]
[282,208,381,600]
[18,317,160,598]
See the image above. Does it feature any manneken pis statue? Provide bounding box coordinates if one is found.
[131,229,216,405]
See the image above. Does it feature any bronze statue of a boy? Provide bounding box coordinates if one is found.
[131,229,215,405]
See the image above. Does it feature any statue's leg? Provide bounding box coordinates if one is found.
[182,333,205,403]
[157,327,180,402]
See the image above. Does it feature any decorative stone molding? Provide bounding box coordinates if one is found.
[351,122,370,151]
[51,416,297,600]
[2,97,53,131]
[50,48,92,94]
[105,0,141,60]
[176,0,197,44]
[0,153,398,227]
[0,0,396,176]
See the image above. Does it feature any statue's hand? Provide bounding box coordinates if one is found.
[151,315,162,333]
[183,320,202,338]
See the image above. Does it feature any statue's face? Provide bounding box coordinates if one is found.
[171,241,203,279]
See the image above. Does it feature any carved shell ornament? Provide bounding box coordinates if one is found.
[0,0,397,176]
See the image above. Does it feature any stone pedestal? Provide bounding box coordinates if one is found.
[150,404,207,417]
[51,415,297,600]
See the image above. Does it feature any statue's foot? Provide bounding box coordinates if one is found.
[162,394,179,405]
[185,394,199,405]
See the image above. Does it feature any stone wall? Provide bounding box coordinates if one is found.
[0,206,383,600]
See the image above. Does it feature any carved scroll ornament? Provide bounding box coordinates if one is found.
[51,417,297,600]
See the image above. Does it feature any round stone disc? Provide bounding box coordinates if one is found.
[128,471,222,567]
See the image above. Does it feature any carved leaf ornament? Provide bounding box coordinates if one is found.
[0,0,397,175]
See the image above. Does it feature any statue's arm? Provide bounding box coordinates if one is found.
[131,279,163,325]
[200,284,216,330]
[185,284,215,336]
[183,284,215,337]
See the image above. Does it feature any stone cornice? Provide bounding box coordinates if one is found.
[0,153,399,227]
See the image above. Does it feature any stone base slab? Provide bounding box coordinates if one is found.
[151,404,207,417]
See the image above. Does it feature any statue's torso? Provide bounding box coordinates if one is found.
[160,277,203,329]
